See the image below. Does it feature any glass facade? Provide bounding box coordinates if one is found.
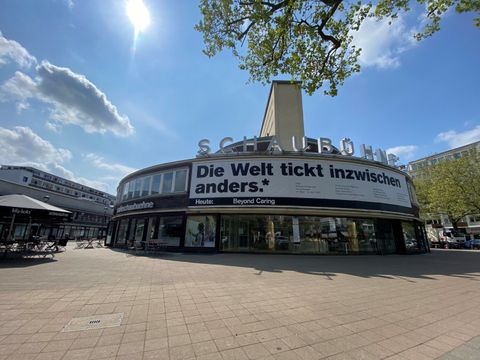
[220,215,397,254]
[112,212,429,255]
[112,212,428,255]
[114,214,184,248]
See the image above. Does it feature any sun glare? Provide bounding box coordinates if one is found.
[126,0,151,33]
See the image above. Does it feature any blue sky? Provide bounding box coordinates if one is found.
[0,0,479,195]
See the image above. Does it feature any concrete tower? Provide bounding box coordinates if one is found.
[259,80,305,151]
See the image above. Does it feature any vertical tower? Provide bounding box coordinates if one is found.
[259,80,305,151]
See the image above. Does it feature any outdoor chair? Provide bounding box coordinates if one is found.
[133,240,144,253]
[75,238,85,249]
[50,238,69,252]
[145,239,168,253]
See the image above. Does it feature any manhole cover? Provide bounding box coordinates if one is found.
[62,313,124,332]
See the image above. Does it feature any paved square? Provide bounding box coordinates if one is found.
[0,246,479,359]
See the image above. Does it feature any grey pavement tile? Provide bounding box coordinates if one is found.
[0,248,479,360]
[88,344,119,359]
[436,336,480,360]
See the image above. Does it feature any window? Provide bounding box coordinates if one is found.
[162,172,173,193]
[151,174,161,195]
[141,177,151,197]
[174,169,187,192]
[116,220,129,245]
[134,219,145,242]
[22,176,28,182]
[133,178,141,198]
[123,167,188,200]
[127,182,134,199]
[157,216,182,246]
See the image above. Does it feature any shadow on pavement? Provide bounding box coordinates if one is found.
[0,255,57,268]
[110,248,480,281]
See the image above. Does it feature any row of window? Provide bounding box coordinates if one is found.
[0,223,106,241]
[115,215,183,247]
[426,215,480,225]
[31,179,113,205]
[72,211,109,225]
[409,150,472,171]
[38,173,111,198]
[119,168,188,201]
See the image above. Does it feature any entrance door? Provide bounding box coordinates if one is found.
[376,220,397,254]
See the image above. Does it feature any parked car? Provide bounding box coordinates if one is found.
[464,235,480,249]
[440,230,467,249]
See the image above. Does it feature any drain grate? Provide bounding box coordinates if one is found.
[62,313,124,332]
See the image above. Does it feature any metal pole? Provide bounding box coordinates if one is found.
[7,213,16,242]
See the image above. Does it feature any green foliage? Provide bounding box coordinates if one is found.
[196,0,479,95]
[414,151,480,227]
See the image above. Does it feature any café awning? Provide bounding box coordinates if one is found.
[0,194,72,242]
[0,194,71,221]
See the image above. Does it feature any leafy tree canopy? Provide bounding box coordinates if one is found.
[413,150,480,227]
[196,0,479,95]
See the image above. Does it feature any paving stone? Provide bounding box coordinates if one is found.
[0,247,479,360]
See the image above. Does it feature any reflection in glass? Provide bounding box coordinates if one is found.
[134,219,145,242]
[141,177,151,197]
[402,221,423,253]
[162,172,173,193]
[116,220,129,245]
[151,174,161,195]
[158,216,182,246]
[174,169,187,192]
[221,215,398,254]
[127,182,134,200]
[133,178,141,198]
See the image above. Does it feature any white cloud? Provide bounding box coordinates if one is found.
[0,31,37,68]
[0,126,71,165]
[386,145,418,160]
[435,125,480,148]
[1,61,134,137]
[352,14,417,69]
[84,153,137,178]
[0,71,37,111]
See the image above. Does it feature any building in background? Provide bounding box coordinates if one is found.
[407,141,480,179]
[0,166,115,240]
[407,141,480,236]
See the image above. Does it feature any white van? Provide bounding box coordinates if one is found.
[440,229,467,248]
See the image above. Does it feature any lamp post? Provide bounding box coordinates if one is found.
[103,206,108,238]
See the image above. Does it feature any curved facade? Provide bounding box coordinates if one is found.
[109,150,428,255]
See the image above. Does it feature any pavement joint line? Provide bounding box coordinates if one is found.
[0,245,479,359]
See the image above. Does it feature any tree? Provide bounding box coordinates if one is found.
[195,0,480,96]
[414,151,480,228]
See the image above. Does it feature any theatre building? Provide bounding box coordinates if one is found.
[110,81,428,255]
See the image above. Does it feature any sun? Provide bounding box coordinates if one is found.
[126,0,151,34]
